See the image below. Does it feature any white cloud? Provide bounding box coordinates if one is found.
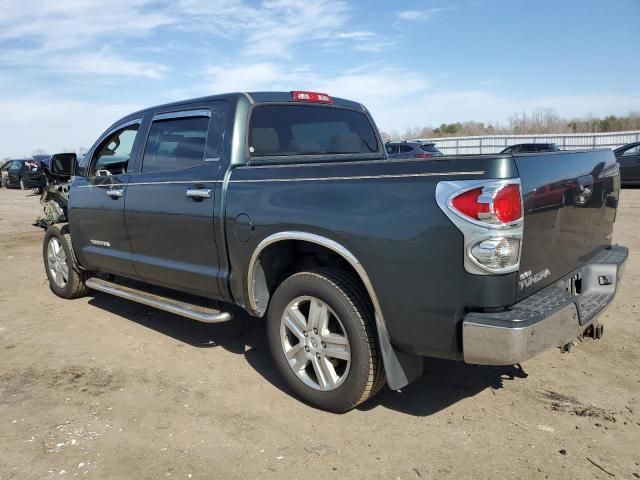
[374,91,640,133]
[336,31,375,40]
[175,0,367,58]
[0,0,393,80]
[0,0,174,80]
[396,8,447,22]
[199,62,429,102]
[52,50,169,79]
[0,96,142,158]
[199,61,640,134]
[0,0,176,50]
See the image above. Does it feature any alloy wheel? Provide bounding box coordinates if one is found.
[280,296,351,391]
[47,237,69,288]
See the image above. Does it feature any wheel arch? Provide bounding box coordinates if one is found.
[246,231,423,390]
[247,232,379,318]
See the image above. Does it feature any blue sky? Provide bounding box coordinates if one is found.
[1,0,639,157]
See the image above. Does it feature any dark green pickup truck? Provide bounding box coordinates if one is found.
[40,91,627,412]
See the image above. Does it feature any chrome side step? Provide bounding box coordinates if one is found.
[85,278,232,324]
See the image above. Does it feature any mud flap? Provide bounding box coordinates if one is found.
[375,313,423,390]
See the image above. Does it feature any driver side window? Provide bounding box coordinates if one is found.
[91,124,140,176]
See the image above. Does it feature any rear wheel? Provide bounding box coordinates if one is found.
[43,224,88,299]
[267,267,385,412]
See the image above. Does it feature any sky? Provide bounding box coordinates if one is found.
[0,0,639,157]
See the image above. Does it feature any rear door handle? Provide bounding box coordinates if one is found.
[186,188,211,199]
[106,188,124,198]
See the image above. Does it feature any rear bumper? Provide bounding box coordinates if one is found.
[462,245,628,365]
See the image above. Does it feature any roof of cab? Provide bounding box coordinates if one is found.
[124,91,365,121]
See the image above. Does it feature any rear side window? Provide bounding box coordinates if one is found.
[420,144,439,153]
[142,116,209,173]
[249,105,379,158]
[398,144,413,153]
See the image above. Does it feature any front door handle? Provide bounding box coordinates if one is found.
[186,188,212,199]
[106,188,124,198]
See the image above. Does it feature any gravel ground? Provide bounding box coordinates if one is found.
[0,186,639,480]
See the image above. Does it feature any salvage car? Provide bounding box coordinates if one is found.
[614,142,640,185]
[500,143,560,154]
[38,91,627,412]
[0,160,9,188]
[2,158,47,191]
[385,140,443,159]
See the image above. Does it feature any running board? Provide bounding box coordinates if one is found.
[85,278,232,324]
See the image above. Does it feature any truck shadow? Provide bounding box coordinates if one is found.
[356,361,528,416]
[87,293,529,417]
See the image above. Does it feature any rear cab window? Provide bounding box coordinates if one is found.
[248,104,380,162]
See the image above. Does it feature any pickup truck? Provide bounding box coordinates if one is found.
[40,91,627,412]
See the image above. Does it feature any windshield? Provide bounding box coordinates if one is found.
[249,105,379,158]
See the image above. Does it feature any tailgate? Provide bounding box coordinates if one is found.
[515,149,620,301]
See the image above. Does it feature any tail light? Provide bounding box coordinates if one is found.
[451,183,522,225]
[415,153,433,159]
[436,180,524,275]
[291,91,332,103]
[470,237,521,270]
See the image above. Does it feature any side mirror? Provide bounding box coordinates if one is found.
[50,153,77,176]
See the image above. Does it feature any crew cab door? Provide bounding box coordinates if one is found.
[68,119,143,277]
[124,103,228,299]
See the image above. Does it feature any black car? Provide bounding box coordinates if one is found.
[0,159,47,191]
[500,143,560,154]
[385,141,443,159]
[614,142,640,185]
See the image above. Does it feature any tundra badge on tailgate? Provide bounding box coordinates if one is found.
[519,268,551,290]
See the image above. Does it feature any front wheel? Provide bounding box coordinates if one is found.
[43,225,88,299]
[267,268,385,412]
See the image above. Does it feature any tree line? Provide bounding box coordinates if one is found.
[381,109,640,141]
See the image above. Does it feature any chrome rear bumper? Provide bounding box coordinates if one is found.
[462,245,628,365]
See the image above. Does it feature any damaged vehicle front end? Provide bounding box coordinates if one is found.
[33,153,75,229]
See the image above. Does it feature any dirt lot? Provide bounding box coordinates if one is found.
[0,187,638,480]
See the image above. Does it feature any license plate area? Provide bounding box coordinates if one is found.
[571,272,582,297]
[560,271,583,298]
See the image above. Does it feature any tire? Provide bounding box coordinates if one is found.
[267,267,385,412]
[43,224,88,299]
